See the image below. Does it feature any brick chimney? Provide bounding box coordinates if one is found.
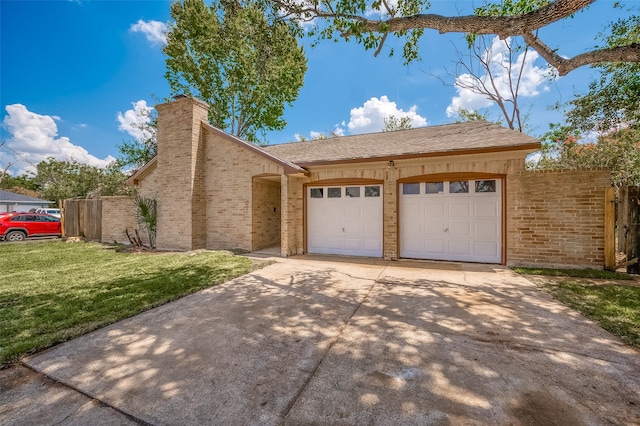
[154,96,209,250]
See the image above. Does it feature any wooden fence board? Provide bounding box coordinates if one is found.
[63,199,102,241]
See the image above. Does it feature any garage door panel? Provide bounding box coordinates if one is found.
[448,240,471,255]
[307,185,382,257]
[475,220,499,238]
[475,241,499,257]
[344,220,364,234]
[363,238,381,251]
[448,202,470,217]
[474,202,499,217]
[400,179,502,263]
[425,202,445,217]
[424,240,446,254]
[344,204,362,218]
[424,221,443,236]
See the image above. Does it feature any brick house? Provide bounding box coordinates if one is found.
[105,95,610,269]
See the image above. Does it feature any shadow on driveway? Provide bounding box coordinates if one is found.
[6,256,639,425]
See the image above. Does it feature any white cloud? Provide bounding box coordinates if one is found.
[2,104,115,174]
[130,19,167,45]
[117,100,155,141]
[347,96,427,134]
[446,37,552,117]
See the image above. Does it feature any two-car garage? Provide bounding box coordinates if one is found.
[306,178,503,263]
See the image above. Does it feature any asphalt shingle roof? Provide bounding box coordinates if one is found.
[262,120,540,165]
[0,189,50,203]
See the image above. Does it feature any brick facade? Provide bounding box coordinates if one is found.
[110,96,611,269]
[101,196,141,245]
[507,169,610,268]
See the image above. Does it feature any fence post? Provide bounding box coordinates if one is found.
[604,187,616,270]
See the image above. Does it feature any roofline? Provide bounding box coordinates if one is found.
[126,156,158,186]
[293,143,541,167]
[201,123,310,176]
[0,200,53,204]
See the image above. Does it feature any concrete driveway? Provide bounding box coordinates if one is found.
[3,256,639,425]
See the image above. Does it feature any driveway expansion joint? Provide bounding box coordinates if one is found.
[19,361,153,426]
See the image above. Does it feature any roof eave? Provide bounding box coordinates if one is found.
[294,143,541,167]
[201,123,310,176]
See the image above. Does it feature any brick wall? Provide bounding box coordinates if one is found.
[204,129,283,251]
[507,169,610,269]
[101,196,142,245]
[298,152,528,259]
[252,178,281,250]
[155,96,209,250]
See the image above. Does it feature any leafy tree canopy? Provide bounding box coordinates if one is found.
[276,0,640,74]
[382,115,413,131]
[117,108,158,170]
[164,0,307,144]
[34,158,131,201]
[535,127,640,188]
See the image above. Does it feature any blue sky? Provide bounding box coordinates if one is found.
[0,0,628,175]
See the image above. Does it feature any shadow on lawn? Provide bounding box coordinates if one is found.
[20,260,640,425]
[1,263,249,366]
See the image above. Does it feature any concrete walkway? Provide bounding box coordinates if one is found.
[2,256,639,425]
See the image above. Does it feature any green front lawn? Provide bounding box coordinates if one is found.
[515,268,640,350]
[0,241,260,366]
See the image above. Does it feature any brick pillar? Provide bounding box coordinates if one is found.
[155,96,209,250]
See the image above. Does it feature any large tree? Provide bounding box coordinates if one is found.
[556,10,639,132]
[34,158,130,202]
[164,0,307,144]
[276,0,640,74]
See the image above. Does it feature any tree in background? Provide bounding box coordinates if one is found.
[34,158,130,202]
[555,8,639,133]
[276,0,640,74]
[533,5,639,185]
[382,115,413,132]
[536,128,640,188]
[164,0,307,144]
[117,108,158,170]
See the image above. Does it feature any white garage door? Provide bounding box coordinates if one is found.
[400,179,502,263]
[307,185,383,257]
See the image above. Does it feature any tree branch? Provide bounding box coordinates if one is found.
[523,32,640,75]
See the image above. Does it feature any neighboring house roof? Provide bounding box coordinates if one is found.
[0,189,51,204]
[262,120,541,166]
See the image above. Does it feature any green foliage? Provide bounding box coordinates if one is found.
[0,172,38,192]
[34,158,131,201]
[512,266,632,280]
[452,108,489,123]
[382,115,413,131]
[560,11,640,133]
[535,128,640,188]
[164,0,307,144]
[538,280,640,350]
[116,111,158,169]
[0,241,256,365]
[133,193,157,248]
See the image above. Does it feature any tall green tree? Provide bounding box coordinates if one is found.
[117,109,158,170]
[536,128,640,188]
[276,0,640,74]
[34,158,130,202]
[164,0,307,144]
[557,9,639,133]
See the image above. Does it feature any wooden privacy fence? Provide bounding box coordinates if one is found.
[618,186,640,273]
[63,199,102,241]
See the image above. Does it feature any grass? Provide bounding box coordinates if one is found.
[512,266,633,280]
[0,240,261,366]
[515,267,640,350]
